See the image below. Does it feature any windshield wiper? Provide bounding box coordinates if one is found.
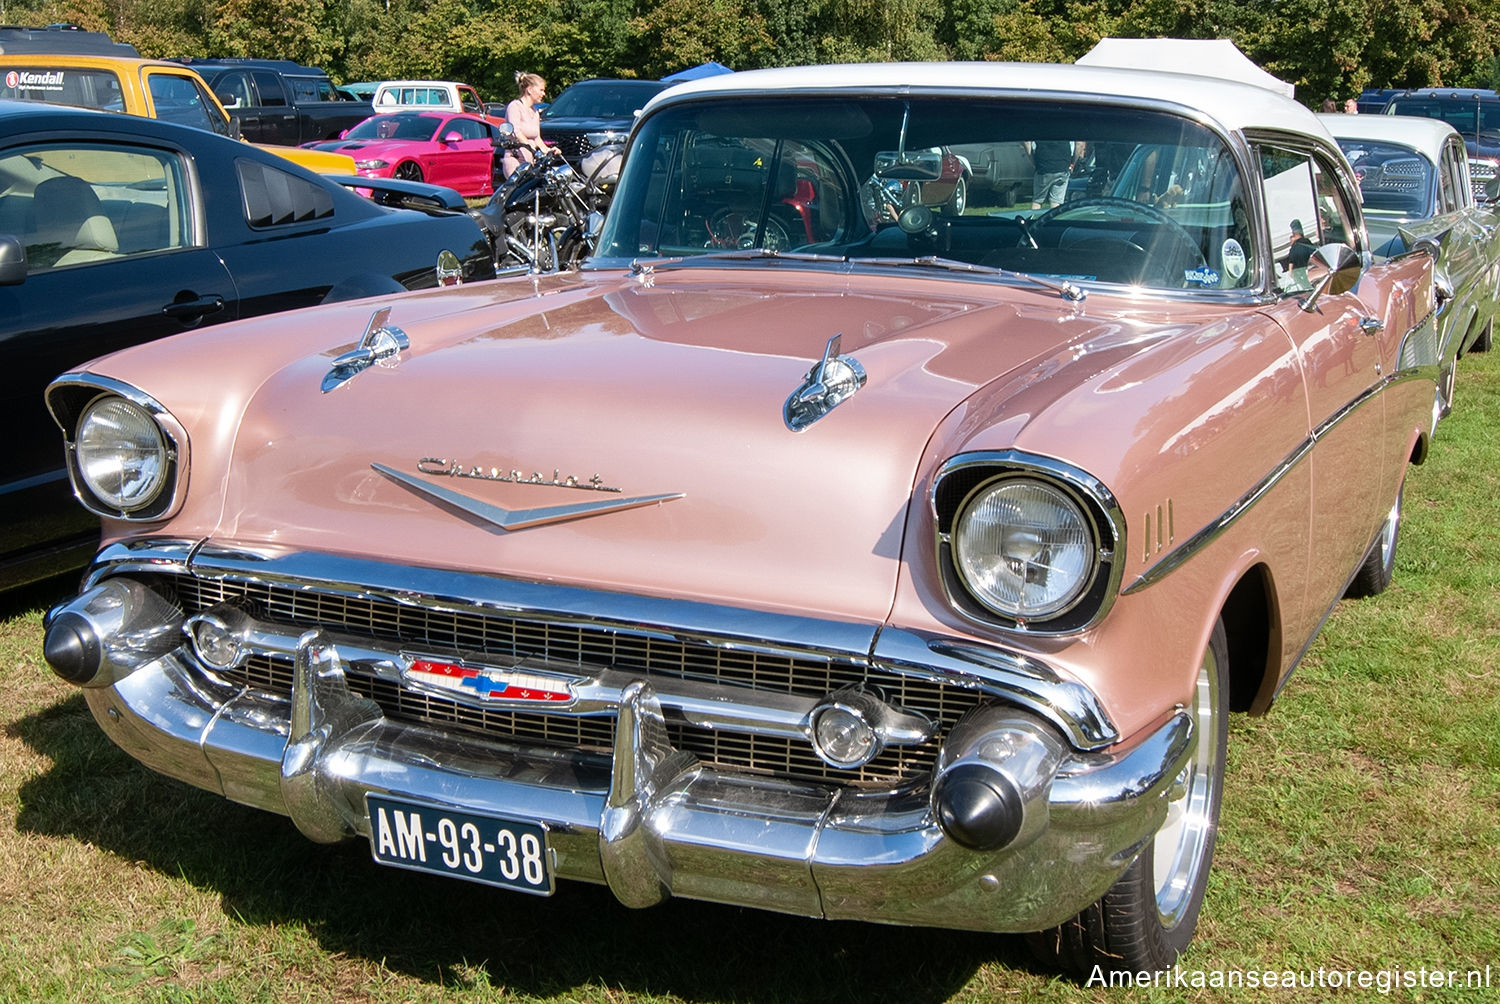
[847,255,1087,302]
[631,249,848,273]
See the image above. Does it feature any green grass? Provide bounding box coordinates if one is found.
[3,355,1499,1002]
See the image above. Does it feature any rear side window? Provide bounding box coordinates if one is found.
[237,158,335,227]
[251,70,288,107]
[0,142,194,270]
[1,66,126,112]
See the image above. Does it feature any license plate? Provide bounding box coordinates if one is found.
[366,794,553,894]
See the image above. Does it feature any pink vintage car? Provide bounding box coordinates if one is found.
[43,60,1439,978]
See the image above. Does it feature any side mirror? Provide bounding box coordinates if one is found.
[1299,244,1363,312]
[0,234,28,286]
[443,131,464,144]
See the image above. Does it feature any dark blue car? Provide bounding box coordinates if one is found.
[0,99,495,589]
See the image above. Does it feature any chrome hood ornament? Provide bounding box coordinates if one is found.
[322,307,409,393]
[373,463,682,532]
[783,334,867,432]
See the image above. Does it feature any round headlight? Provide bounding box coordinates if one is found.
[75,397,170,514]
[953,478,1096,621]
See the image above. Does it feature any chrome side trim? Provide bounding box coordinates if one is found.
[1123,355,1428,595]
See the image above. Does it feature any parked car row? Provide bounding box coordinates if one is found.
[37,46,1468,983]
[0,25,358,175]
[0,99,496,589]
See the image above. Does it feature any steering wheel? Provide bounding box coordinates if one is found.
[1030,196,1208,285]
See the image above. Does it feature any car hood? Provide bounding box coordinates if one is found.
[113,268,1190,622]
[307,138,436,156]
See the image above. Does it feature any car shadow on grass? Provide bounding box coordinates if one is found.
[9,693,1049,1000]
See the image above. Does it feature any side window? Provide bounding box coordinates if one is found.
[1442,142,1470,210]
[251,71,288,107]
[1310,156,1357,249]
[215,71,254,110]
[1258,145,1324,294]
[460,88,482,115]
[237,157,335,228]
[147,73,216,133]
[0,143,193,269]
[289,77,321,103]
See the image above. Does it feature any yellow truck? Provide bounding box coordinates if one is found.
[0,25,356,174]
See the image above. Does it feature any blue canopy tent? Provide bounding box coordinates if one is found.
[661,62,734,82]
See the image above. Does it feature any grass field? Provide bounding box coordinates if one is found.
[2,354,1497,1002]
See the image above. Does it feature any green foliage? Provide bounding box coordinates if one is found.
[8,0,1500,109]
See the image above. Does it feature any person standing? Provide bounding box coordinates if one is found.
[1029,140,1083,208]
[503,72,548,178]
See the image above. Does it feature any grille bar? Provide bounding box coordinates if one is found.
[161,573,988,786]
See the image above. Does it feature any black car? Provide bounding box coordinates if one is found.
[539,78,669,164]
[0,99,495,589]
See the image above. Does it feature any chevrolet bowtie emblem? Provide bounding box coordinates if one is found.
[373,463,683,531]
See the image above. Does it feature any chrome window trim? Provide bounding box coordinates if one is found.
[77,538,1118,752]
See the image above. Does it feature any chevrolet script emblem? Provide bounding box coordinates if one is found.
[373,463,683,531]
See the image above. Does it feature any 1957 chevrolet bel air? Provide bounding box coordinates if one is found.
[42,61,1439,976]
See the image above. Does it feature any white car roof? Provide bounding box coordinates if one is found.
[1317,112,1461,161]
[646,62,1332,143]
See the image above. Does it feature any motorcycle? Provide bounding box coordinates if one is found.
[470,130,622,273]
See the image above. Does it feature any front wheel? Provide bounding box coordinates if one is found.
[1028,618,1228,976]
[393,161,424,182]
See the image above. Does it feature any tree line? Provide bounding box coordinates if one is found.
[15,0,1500,109]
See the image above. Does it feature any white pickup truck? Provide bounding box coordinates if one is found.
[371,80,505,124]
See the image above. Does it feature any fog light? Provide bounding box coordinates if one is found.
[185,610,250,671]
[811,693,885,768]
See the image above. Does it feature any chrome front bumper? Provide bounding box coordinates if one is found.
[51,569,1194,934]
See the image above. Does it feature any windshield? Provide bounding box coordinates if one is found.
[1336,139,1434,217]
[345,112,445,141]
[595,95,1254,291]
[544,80,668,120]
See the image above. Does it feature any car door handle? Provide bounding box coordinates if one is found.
[162,294,225,321]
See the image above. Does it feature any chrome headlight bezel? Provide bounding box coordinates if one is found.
[46,376,188,522]
[932,452,1124,634]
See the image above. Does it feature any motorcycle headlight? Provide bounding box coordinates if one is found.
[74,396,172,515]
[952,477,1097,621]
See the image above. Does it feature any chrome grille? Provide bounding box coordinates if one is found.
[158,573,988,787]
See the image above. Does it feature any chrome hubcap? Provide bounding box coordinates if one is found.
[1153,644,1221,928]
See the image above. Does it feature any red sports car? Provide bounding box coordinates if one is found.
[306,110,502,197]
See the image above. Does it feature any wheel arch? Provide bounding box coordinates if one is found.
[1218,562,1280,715]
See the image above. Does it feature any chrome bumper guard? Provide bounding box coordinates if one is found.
[53,576,1195,933]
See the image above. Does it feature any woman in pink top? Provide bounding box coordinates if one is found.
[502,72,548,177]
